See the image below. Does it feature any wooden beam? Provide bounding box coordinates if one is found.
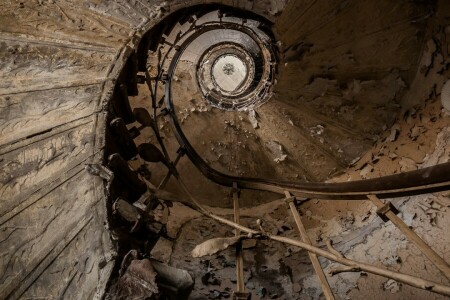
[171,171,450,296]
[368,194,450,280]
[285,191,335,300]
[233,182,245,293]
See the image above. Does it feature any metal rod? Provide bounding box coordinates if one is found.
[157,148,184,189]
[233,182,245,292]
[144,70,171,162]
[367,194,450,280]
[285,191,335,300]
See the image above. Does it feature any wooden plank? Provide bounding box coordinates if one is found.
[233,183,245,292]
[368,195,450,280]
[0,117,96,220]
[0,0,131,48]
[7,216,95,300]
[81,0,155,28]
[0,84,103,145]
[285,191,335,300]
[18,201,114,300]
[0,170,103,299]
[0,33,118,54]
[0,39,115,94]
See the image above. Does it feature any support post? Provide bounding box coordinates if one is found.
[285,191,335,300]
[233,183,245,292]
[368,194,450,280]
[233,183,251,300]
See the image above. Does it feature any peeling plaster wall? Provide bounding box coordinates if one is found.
[150,94,450,300]
[128,0,437,209]
[147,2,450,299]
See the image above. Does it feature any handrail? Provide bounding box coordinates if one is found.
[136,12,450,297]
[163,26,450,200]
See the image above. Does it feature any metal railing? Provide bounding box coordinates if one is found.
[125,12,450,298]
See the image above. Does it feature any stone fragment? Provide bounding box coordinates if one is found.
[420,39,437,69]
[265,140,287,163]
[388,152,398,160]
[387,124,400,142]
[292,283,302,293]
[399,157,417,172]
[350,156,361,166]
[409,125,426,141]
[359,164,373,178]
[402,212,416,227]
[383,255,402,266]
[441,80,450,111]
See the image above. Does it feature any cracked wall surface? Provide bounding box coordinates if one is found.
[149,94,450,300]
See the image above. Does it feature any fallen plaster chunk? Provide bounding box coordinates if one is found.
[359,164,373,178]
[401,212,416,227]
[388,152,398,160]
[399,157,417,172]
[409,125,426,141]
[248,109,259,129]
[383,279,401,293]
[388,124,400,142]
[268,0,288,16]
[421,127,450,167]
[266,140,287,163]
[441,79,450,111]
[382,255,402,266]
[310,124,325,136]
[350,156,361,166]
[420,39,437,69]
[340,212,355,230]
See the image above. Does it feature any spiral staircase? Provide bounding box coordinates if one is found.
[1,1,450,299]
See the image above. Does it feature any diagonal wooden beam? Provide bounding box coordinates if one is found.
[368,194,450,280]
[172,174,450,296]
[285,191,335,300]
[233,182,246,293]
